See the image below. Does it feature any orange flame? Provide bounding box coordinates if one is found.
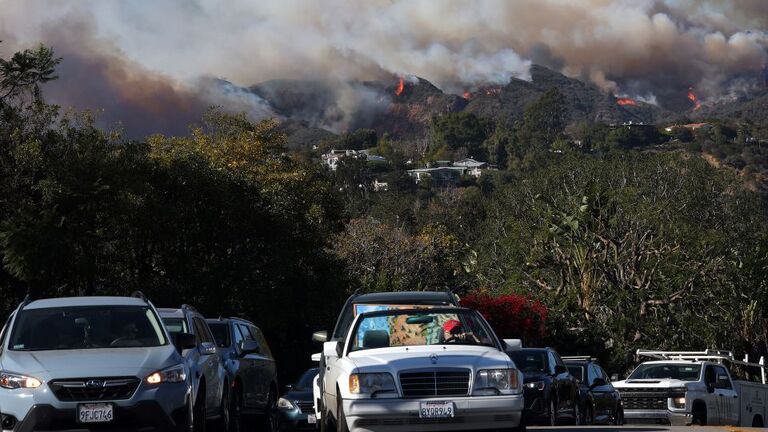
[687,88,701,110]
[463,91,473,100]
[616,97,638,106]
[395,77,405,97]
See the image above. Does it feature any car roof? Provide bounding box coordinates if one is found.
[205,317,254,326]
[24,296,148,310]
[351,291,456,304]
[509,347,549,353]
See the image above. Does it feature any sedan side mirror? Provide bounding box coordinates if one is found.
[240,340,261,356]
[175,332,197,353]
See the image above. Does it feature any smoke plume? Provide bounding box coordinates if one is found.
[1,0,767,136]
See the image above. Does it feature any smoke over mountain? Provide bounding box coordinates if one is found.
[2,0,767,136]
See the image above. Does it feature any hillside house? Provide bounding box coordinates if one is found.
[321,149,386,171]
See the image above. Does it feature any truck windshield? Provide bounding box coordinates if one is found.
[9,306,167,350]
[628,363,702,381]
[349,309,496,352]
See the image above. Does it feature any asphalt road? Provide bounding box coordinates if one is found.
[530,427,763,431]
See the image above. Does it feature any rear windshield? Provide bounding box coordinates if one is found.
[9,306,167,351]
[208,322,231,348]
[628,363,702,381]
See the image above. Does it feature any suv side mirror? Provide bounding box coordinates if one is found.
[312,331,328,343]
[591,377,607,388]
[240,340,261,356]
[610,373,619,382]
[200,342,217,356]
[554,365,568,375]
[175,332,197,352]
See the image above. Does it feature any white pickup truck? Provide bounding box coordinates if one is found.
[612,349,767,427]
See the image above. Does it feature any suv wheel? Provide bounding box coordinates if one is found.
[547,398,558,426]
[215,383,231,432]
[229,384,244,432]
[194,388,207,432]
[258,387,278,432]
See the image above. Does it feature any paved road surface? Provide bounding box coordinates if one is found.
[531,427,763,431]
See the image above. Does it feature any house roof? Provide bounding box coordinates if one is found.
[453,158,487,168]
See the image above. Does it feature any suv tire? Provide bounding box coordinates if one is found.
[214,382,231,432]
[194,388,207,432]
[229,384,244,432]
[258,386,278,432]
[547,398,558,426]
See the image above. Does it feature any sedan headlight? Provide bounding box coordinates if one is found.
[348,373,396,397]
[277,397,297,410]
[145,364,186,384]
[0,371,42,389]
[474,368,521,395]
[525,380,546,391]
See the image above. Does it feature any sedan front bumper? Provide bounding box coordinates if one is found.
[341,395,524,432]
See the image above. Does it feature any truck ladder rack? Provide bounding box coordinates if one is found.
[636,349,767,384]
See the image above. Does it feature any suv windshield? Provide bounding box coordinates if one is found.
[507,350,548,373]
[628,363,702,381]
[9,306,167,351]
[349,309,496,352]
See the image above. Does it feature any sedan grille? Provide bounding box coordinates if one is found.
[49,377,140,401]
[295,401,314,413]
[399,370,470,398]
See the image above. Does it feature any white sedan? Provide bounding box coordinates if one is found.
[317,306,525,432]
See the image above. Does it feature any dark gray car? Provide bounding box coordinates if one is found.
[207,317,278,432]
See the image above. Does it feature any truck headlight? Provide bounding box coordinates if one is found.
[0,371,42,389]
[672,397,686,409]
[146,364,186,384]
[474,368,521,395]
[349,373,396,397]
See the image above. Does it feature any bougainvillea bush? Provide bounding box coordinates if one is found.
[461,293,548,346]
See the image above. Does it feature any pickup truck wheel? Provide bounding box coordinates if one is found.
[336,394,350,432]
[752,415,764,427]
[692,404,707,426]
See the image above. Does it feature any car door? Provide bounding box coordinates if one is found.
[252,326,277,399]
[703,364,721,424]
[231,323,255,407]
[590,364,613,421]
[237,323,264,409]
[549,351,570,413]
[713,366,739,425]
[192,316,221,416]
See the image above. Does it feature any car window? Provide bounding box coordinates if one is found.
[232,323,245,348]
[567,365,585,382]
[162,317,188,339]
[715,366,732,389]
[508,351,548,373]
[588,364,599,385]
[596,364,610,382]
[547,351,558,374]
[208,322,231,348]
[193,317,214,344]
[237,324,255,341]
[704,365,717,386]
[252,326,273,358]
[295,368,320,390]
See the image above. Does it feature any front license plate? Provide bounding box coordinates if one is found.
[307,414,317,424]
[78,403,114,423]
[419,401,454,419]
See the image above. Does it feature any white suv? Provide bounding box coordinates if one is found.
[318,306,525,432]
[0,294,196,431]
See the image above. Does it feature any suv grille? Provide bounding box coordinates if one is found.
[295,401,314,413]
[618,388,670,411]
[49,377,140,402]
[399,370,470,398]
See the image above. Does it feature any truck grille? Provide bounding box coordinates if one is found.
[399,370,470,398]
[618,388,674,411]
[49,377,140,401]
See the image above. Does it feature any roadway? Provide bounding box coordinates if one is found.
[531,427,762,431]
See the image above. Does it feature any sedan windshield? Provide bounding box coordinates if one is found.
[294,368,320,390]
[507,350,548,373]
[9,306,167,350]
[628,363,702,381]
[349,309,496,352]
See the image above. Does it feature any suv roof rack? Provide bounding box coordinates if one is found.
[131,291,148,302]
[637,349,767,384]
[181,304,198,313]
[561,356,598,362]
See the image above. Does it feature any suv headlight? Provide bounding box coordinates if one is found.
[146,364,186,384]
[277,397,297,410]
[349,373,396,397]
[0,371,42,389]
[525,380,546,391]
[474,368,521,395]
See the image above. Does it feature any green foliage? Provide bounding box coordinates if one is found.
[0,43,60,104]
[429,112,490,161]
